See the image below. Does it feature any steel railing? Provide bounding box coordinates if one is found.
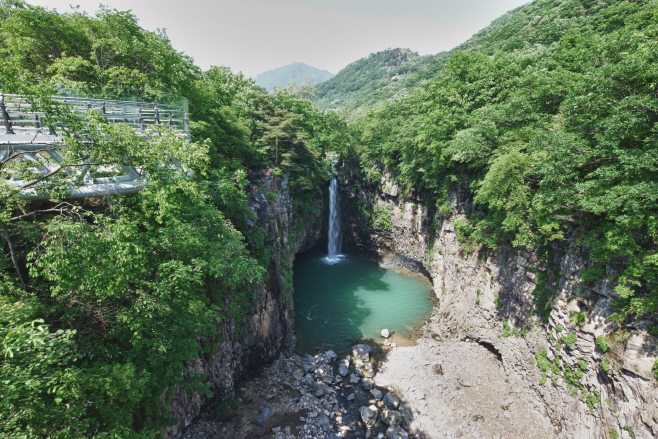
[0,93,190,138]
[0,93,190,200]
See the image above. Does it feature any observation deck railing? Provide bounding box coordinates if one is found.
[0,93,190,138]
[0,93,190,200]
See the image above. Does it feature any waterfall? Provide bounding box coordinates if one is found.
[325,175,343,263]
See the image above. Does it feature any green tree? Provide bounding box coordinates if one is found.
[254,95,299,165]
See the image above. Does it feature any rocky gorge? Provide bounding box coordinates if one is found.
[337,162,658,439]
[165,169,326,438]
[170,162,658,439]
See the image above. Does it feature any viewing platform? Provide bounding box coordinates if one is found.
[0,93,190,200]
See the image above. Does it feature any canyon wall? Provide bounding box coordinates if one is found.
[338,162,658,439]
[165,170,325,438]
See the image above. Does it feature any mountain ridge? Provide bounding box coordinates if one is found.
[317,0,634,114]
[253,62,334,91]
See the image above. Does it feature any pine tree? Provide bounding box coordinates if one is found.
[254,97,298,164]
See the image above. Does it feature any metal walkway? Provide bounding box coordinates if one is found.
[0,93,190,200]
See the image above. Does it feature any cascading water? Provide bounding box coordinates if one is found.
[295,165,434,353]
[323,174,343,264]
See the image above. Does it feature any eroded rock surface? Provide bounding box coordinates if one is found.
[375,340,552,438]
[165,170,325,438]
[338,163,658,439]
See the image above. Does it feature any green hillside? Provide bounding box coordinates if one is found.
[342,0,658,323]
[319,0,645,115]
[254,62,334,91]
[316,48,448,113]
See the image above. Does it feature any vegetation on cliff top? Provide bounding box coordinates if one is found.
[0,1,343,436]
[341,0,658,322]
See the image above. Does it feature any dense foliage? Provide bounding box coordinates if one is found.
[318,0,655,117]
[2,0,658,436]
[0,1,341,437]
[316,48,450,115]
[343,0,658,321]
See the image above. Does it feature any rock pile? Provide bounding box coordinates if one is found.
[275,346,414,439]
[181,345,417,439]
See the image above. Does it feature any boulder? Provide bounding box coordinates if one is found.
[313,413,332,431]
[362,378,375,390]
[353,344,373,362]
[382,392,401,410]
[319,374,334,385]
[381,328,391,338]
[349,373,360,384]
[386,426,409,439]
[399,404,413,422]
[251,407,272,429]
[363,363,376,378]
[313,382,332,397]
[370,388,383,400]
[338,364,350,376]
[359,405,378,428]
[381,409,403,427]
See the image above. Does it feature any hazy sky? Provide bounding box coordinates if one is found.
[30,0,530,78]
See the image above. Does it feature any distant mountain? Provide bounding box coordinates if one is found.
[254,62,335,91]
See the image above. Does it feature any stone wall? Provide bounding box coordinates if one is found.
[338,162,658,439]
[165,170,326,438]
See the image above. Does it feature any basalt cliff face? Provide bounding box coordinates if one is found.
[165,170,326,439]
[338,162,658,439]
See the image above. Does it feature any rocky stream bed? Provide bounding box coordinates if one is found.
[180,326,553,439]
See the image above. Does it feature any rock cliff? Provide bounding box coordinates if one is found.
[165,170,325,438]
[338,162,658,439]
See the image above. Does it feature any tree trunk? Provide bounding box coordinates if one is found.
[0,219,26,291]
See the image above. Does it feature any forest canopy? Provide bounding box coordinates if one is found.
[0,1,342,437]
[1,0,658,437]
[342,0,658,322]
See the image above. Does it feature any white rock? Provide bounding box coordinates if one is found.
[353,344,372,362]
[381,329,391,338]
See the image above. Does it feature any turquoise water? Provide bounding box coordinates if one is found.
[293,251,434,354]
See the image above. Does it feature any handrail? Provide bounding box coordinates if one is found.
[0,93,190,138]
[0,93,191,200]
